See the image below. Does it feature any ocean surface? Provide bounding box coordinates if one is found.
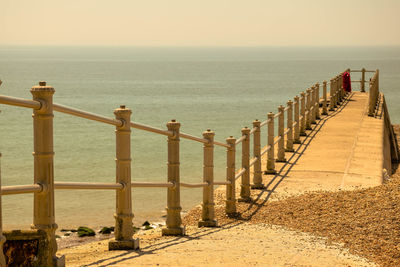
[0,46,399,229]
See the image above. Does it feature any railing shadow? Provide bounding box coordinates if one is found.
[79,93,355,267]
[240,92,354,220]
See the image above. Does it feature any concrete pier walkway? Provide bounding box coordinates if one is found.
[58,91,383,266]
[263,91,384,198]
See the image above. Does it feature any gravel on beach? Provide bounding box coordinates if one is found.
[184,125,400,267]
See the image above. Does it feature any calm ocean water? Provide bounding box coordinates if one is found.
[0,46,399,229]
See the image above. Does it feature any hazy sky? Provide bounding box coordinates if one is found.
[1,0,400,46]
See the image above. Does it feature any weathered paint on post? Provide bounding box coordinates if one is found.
[31,81,58,266]
[329,78,335,111]
[315,83,320,119]
[251,120,264,189]
[199,129,217,227]
[293,96,301,143]
[286,100,294,152]
[162,120,185,236]
[239,127,251,202]
[266,112,276,174]
[361,68,366,92]
[109,105,138,250]
[0,153,5,267]
[300,92,306,136]
[305,89,312,130]
[225,137,236,214]
[322,81,328,115]
[277,105,286,162]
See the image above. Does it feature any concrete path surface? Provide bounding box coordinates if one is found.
[58,91,382,266]
[261,91,384,199]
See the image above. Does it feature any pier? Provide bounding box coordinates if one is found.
[0,68,398,266]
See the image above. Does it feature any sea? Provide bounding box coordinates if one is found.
[0,46,399,230]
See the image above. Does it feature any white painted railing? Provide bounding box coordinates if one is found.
[0,69,365,265]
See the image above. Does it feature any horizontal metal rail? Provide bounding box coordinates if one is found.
[350,70,375,73]
[260,118,271,127]
[55,182,123,190]
[284,106,289,112]
[260,145,271,157]
[284,128,290,135]
[131,182,174,188]
[292,121,298,127]
[180,132,208,144]
[249,126,258,135]
[0,95,41,110]
[213,181,231,185]
[234,168,246,180]
[53,103,123,127]
[235,135,247,145]
[249,157,258,168]
[274,136,281,145]
[1,184,42,195]
[214,141,230,148]
[299,115,303,120]
[131,122,173,137]
[180,182,208,188]
[273,112,281,118]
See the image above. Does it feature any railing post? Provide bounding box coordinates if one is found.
[225,137,236,215]
[375,69,380,104]
[109,105,138,250]
[293,96,301,143]
[266,112,276,174]
[162,120,185,236]
[315,83,320,119]
[329,78,335,111]
[277,105,286,162]
[305,89,312,130]
[361,68,366,92]
[368,79,375,116]
[239,127,251,202]
[311,86,316,124]
[251,120,264,189]
[31,81,58,266]
[0,153,5,267]
[300,92,306,136]
[336,76,341,105]
[199,129,217,227]
[337,75,343,103]
[286,100,294,152]
[322,81,328,115]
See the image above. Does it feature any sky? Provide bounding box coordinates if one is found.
[1,0,400,46]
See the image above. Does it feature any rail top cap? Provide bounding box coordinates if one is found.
[31,81,55,93]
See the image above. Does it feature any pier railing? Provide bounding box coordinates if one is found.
[0,68,377,265]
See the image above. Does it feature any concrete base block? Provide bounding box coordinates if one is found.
[293,140,301,144]
[162,227,185,236]
[321,112,328,115]
[238,197,252,203]
[108,239,139,250]
[198,220,218,227]
[306,126,312,130]
[276,158,287,163]
[251,184,265,189]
